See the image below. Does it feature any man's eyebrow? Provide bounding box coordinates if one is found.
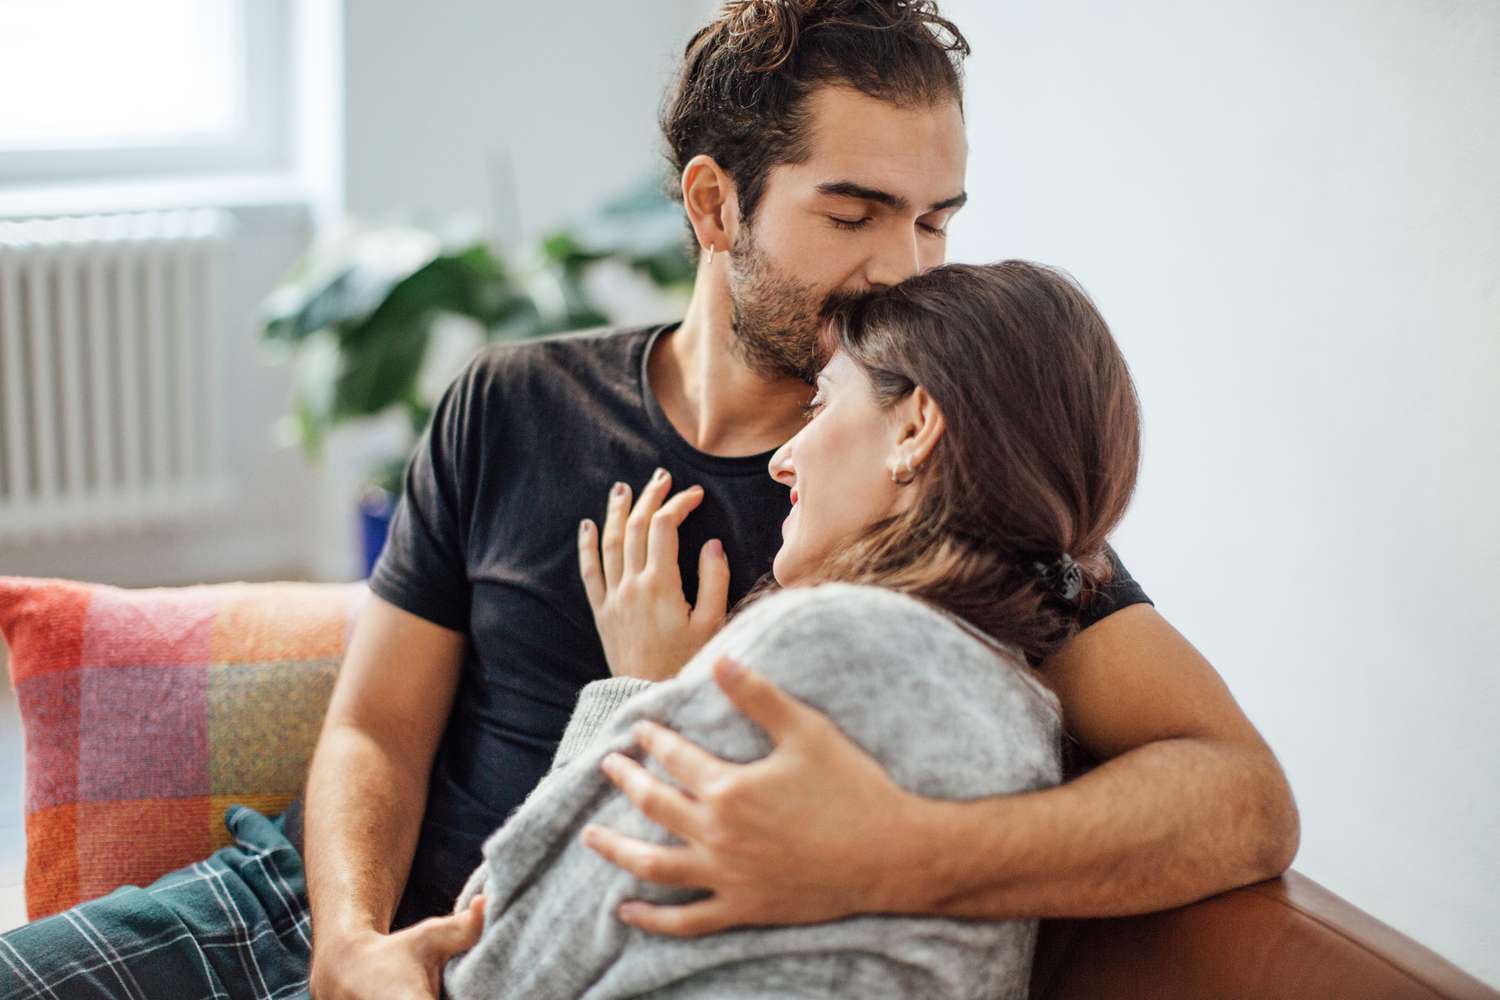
[930,191,968,213]
[816,180,908,211]
[815,180,968,214]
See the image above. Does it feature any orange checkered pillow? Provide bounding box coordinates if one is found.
[0,576,367,920]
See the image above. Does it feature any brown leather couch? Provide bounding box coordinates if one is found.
[1029,870,1497,999]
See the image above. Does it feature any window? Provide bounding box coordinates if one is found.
[0,0,290,186]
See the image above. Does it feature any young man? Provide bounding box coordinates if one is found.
[306,3,1297,996]
[0,3,1297,999]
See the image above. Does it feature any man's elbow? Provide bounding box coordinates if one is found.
[1249,751,1301,880]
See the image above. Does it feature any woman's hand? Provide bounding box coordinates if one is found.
[578,467,730,682]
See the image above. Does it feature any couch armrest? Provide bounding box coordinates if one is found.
[1032,870,1496,999]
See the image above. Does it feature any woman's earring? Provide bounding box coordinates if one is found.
[706,245,716,265]
[890,459,915,485]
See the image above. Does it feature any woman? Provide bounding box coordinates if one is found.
[443,260,1141,999]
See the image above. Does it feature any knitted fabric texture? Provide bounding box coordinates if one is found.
[445,582,1064,1000]
[0,575,366,919]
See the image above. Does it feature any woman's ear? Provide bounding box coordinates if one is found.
[891,386,946,472]
[681,154,737,257]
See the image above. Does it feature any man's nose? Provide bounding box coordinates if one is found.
[865,231,922,289]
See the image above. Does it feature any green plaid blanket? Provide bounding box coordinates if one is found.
[0,806,311,1000]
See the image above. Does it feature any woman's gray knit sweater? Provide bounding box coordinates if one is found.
[443,582,1064,1000]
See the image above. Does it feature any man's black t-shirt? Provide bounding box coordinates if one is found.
[353,322,1150,924]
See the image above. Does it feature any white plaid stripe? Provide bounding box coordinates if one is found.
[178,918,233,1000]
[68,910,147,1000]
[59,911,143,1000]
[0,808,312,1000]
[0,936,63,1000]
[1,918,308,998]
[196,862,274,1000]
[0,914,312,999]
[1,929,200,998]
[250,856,310,953]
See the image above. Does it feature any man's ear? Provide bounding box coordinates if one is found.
[681,154,737,256]
[891,386,946,470]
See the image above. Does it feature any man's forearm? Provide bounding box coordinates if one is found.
[304,722,430,944]
[892,737,1300,919]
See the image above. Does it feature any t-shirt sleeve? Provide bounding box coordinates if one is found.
[1076,544,1153,631]
[366,358,478,634]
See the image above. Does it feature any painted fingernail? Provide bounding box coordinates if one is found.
[653,467,668,482]
[706,538,722,558]
[612,482,626,498]
[579,519,590,537]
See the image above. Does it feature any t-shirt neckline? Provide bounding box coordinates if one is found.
[636,321,784,477]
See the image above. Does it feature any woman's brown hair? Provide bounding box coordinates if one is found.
[744,260,1143,664]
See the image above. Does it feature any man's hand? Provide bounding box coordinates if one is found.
[310,895,485,1000]
[579,656,918,936]
[578,468,730,682]
[586,604,1299,931]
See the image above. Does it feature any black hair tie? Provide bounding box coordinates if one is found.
[1029,552,1084,604]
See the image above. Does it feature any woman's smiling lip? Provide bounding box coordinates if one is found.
[790,488,799,506]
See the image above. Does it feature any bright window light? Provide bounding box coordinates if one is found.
[0,0,241,150]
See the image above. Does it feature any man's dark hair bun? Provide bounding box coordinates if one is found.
[718,0,807,73]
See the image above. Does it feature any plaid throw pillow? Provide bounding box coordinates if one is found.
[0,576,367,920]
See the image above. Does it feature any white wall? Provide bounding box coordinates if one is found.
[942,0,1499,985]
[297,0,709,579]
[342,1,705,247]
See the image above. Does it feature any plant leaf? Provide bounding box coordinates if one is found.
[333,323,431,418]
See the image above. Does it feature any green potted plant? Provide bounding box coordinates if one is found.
[258,178,694,576]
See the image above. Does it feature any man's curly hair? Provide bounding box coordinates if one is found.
[660,1,970,234]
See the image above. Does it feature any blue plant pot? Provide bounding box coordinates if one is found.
[358,486,397,579]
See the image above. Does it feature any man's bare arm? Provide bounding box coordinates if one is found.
[583,606,1301,935]
[892,603,1301,917]
[304,593,468,991]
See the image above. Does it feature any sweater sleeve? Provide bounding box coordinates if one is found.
[451,675,655,915]
[550,676,655,773]
[443,583,1062,1000]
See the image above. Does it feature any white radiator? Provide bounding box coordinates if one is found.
[0,210,234,543]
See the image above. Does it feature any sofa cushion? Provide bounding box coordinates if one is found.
[0,576,365,920]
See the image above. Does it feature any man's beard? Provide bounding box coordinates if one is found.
[725,224,862,383]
